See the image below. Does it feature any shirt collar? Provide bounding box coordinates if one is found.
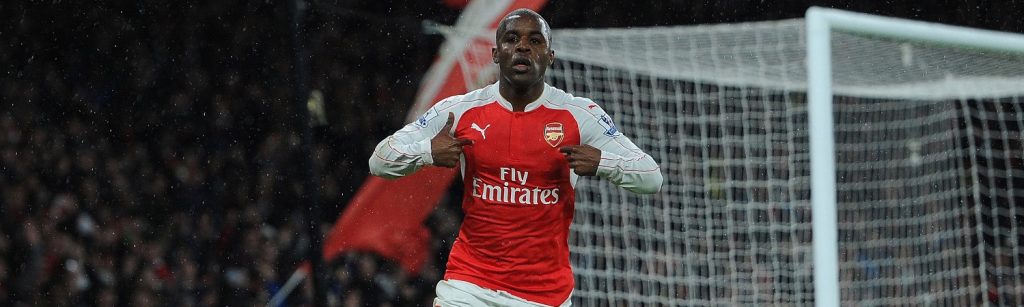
[492,82,550,112]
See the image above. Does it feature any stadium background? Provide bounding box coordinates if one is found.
[1,0,1022,306]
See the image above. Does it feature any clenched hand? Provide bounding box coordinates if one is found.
[559,145,601,176]
[431,112,472,168]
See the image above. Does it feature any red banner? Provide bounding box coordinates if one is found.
[323,0,548,274]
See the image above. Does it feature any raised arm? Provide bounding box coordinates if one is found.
[369,103,471,179]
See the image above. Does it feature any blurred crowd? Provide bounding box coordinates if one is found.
[3,0,1023,306]
[1,1,461,306]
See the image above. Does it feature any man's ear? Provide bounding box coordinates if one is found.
[492,47,499,63]
[549,49,555,66]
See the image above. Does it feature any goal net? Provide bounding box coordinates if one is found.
[547,11,1024,306]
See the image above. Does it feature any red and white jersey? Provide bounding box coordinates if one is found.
[370,82,662,306]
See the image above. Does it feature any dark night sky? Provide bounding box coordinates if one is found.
[538,0,1024,32]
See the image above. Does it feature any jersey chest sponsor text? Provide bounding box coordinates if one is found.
[470,167,559,205]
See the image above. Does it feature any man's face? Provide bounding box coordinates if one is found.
[492,14,554,88]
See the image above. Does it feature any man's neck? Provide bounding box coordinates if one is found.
[498,81,544,112]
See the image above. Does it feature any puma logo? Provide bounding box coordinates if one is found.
[470,123,491,140]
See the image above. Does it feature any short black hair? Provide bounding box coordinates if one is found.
[495,8,552,45]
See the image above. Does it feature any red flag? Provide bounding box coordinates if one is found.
[323,0,548,274]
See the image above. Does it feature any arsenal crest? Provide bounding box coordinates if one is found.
[544,122,564,147]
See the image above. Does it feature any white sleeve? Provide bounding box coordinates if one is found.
[368,101,454,179]
[578,103,663,194]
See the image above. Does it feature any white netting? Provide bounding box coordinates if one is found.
[547,18,1024,306]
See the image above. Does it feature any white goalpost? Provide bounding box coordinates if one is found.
[544,7,1024,307]
[805,7,1024,307]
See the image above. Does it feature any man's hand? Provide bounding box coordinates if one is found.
[559,145,601,176]
[431,112,472,168]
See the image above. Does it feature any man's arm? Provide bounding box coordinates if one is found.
[564,103,663,194]
[369,104,470,179]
